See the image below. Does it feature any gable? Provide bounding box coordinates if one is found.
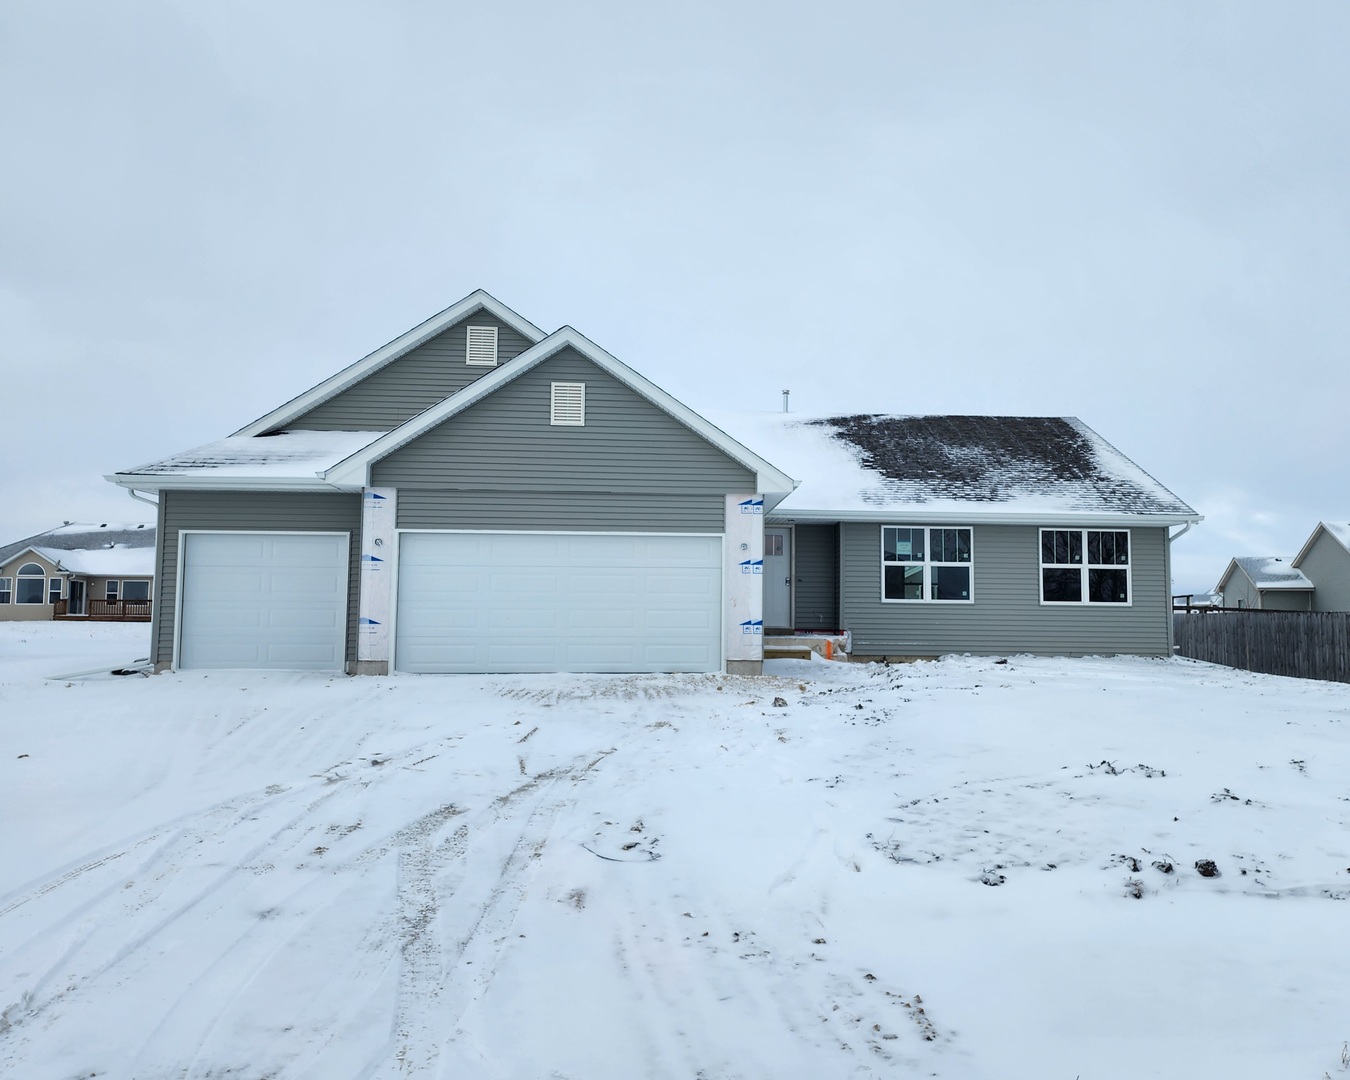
[370,347,757,493]
[285,310,537,432]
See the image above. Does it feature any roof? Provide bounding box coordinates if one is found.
[1227,556,1313,590]
[1292,521,1350,567]
[0,523,155,568]
[27,545,156,577]
[109,431,386,491]
[702,412,1200,525]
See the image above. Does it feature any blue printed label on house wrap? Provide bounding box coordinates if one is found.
[739,558,763,575]
[738,498,764,515]
[739,619,763,635]
[359,617,381,627]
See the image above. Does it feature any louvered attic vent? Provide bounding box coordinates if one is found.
[550,382,586,426]
[465,324,498,366]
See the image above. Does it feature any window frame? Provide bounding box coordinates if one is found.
[48,577,64,605]
[0,577,11,604]
[880,525,974,604]
[15,563,46,605]
[106,579,120,601]
[121,579,151,602]
[1038,528,1133,606]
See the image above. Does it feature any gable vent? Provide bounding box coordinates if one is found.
[466,324,499,366]
[550,382,586,426]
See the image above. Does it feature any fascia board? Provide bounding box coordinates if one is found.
[232,290,548,437]
[324,326,800,497]
[1214,559,1241,594]
[767,508,1205,528]
[2,546,59,572]
[104,473,357,493]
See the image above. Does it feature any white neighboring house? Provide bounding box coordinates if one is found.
[1214,556,1314,611]
[0,523,156,622]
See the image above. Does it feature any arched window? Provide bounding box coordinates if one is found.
[16,563,46,605]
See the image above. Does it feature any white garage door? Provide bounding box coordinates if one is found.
[178,532,349,670]
[395,532,723,674]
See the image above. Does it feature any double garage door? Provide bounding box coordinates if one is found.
[177,530,723,674]
[395,532,723,674]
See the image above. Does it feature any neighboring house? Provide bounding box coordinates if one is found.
[107,290,1200,674]
[0,523,156,622]
[1292,522,1350,612]
[709,411,1201,659]
[1212,523,1350,612]
[1214,556,1313,611]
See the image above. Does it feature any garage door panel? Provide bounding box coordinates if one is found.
[179,533,348,671]
[396,532,722,674]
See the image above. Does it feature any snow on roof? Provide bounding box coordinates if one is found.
[0,523,155,568]
[118,430,385,479]
[702,411,1197,520]
[1233,556,1313,589]
[29,545,155,577]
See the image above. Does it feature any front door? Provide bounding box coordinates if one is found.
[763,528,791,629]
[68,579,87,616]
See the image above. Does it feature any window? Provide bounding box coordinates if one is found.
[765,534,784,557]
[0,578,10,604]
[465,325,498,366]
[121,580,151,601]
[550,382,586,426]
[48,578,63,605]
[106,580,120,601]
[881,526,972,602]
[1040,529,1130,604]
[16,563,45,604]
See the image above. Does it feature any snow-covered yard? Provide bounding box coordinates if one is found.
[1,623,1348,1080]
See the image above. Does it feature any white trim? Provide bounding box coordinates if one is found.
[1038,527,1133,606]
[322,326,798,499]
[1292,521,1350,568]
[465,324,499,367]
[232,291,546,437]
[388,527,725,675]
[105,579,120,601]
[879,525,975,604]
[773,508,1202,528]
[173,530,351,671]
[0,576,10,604]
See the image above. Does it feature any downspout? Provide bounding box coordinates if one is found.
[126,488,159,509]
[1166,522,1196,656]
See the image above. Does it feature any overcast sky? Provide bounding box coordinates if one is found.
[3,1,1347,592]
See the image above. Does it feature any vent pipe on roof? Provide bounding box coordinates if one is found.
[782,389,790,413]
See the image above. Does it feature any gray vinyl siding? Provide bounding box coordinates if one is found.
[1300,531,1350,612]
[154,491,362,666]
[372,348,756,493]
[286,311,536,431]
[840,523,1172,656]
[1218,566,1260,610]
[398,491,726,532]
[1259,590,1313,611]
[793,524,838,629]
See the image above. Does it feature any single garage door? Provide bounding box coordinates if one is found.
[178,532,349,670]
[395,531,722,674]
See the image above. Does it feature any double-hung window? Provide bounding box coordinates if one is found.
[106,580,120,601]
[882,526,973,602]
[1040,529,1130,604]
[48,578,63,605]
[0,577,11,604]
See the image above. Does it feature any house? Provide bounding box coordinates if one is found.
[1215,522,1350,613]
[1291,522,1350,611]
[0,523,156,621]
[707,411,1201,659]
[107,290,1200,674]
[1214,556,1313,611]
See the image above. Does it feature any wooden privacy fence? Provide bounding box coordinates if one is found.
[1173,610,1350,684]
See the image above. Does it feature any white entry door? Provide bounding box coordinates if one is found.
[177,532,349,670]
[394,531,723,674]
[763,528,791,629]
